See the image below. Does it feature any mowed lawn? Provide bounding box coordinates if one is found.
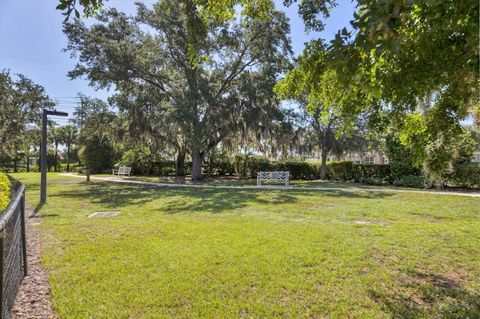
[12,173,480,318]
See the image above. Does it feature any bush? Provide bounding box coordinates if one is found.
[276,161,318,179]
[448,163,480,188]
[389,162,422,183]
[80,137,114,173]
[393,175,426,188]
[215,160,235,175]
[233,157,318,179]
[0,173,11,212]
[204,151,235,176]
[327,161,355,181]
[355,164,391,184]
[58,163,79,172]
[150,160,178,175]
[116,147,154,175]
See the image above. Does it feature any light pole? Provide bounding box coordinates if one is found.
[40,109,68,204]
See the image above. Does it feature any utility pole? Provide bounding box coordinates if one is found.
[40,109,68,204]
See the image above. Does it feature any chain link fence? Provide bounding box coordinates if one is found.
[0,178,27,319]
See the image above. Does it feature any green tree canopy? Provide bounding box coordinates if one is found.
[279,0,479,177]
[0,70,54,159]
[64,0,292,179]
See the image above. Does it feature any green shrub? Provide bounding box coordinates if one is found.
[233,157,319,179]
[116,147,153,175]
[150,160,178,175]
[277,161,317,179]
[215,160,235,175]
[80,137,114,173]
[58,163,79,172]
[327,161,355,181]
[355,164,391,183]
[449,163,480,188]
[360,177,387,186]
[0,173,11,212]
[389,162,421,182]
[393,175,426,188]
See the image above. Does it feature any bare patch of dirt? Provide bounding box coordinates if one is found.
[409,270,466,290]
[11,204,56,319]
[337,218,387,226]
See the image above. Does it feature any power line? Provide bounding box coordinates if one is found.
[52,96,80,99]
[0,54,73,66]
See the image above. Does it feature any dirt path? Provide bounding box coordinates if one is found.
[11,204,56,319]
[60,173,480,198]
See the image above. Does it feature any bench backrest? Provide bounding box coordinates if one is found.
[118,167,131,174]
[257,171,289,181]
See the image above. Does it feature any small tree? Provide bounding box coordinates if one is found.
[0,70,54,160]
[81,136,114,173]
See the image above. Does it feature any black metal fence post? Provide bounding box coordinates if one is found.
[0,178,27,318]
[20,193,27,276]
[0,231,4,319]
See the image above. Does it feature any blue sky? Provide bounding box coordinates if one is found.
[0,0,355,123]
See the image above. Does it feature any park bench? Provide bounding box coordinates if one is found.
[112,166,132,177]
[257,171,289,187]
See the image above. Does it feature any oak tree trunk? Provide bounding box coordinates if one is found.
[176,149,186,176]
[320,149,328,180]
[191,149,203,180]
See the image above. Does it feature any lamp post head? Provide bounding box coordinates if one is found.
[44,109,69,117]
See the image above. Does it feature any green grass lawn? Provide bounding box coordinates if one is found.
[125,175,381,188]
[81,173,421,190]
[81,173,480,193]
[13,173,480,318]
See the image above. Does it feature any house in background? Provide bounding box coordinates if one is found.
[329,151,389,165]
[306,149,480,165]
[305,151,388,165]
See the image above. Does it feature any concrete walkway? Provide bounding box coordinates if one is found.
[59,173,480,198]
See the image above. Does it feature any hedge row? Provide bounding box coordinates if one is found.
[0,173,11,211]
[447,163,480,188]
[77,155,479,189]
[0,163,80,173]
[113,157,427,187]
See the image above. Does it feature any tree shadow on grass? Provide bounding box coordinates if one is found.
[53,182,272,214]
[316,190,394,199]
[369,269,480,318]
[52,181,395,215]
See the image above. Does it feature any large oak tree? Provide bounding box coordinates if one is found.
[64,0,291,179]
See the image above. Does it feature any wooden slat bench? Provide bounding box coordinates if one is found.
[257,171,289,186]
[112,166,132,177]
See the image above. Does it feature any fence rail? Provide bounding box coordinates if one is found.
[0,178,27,319]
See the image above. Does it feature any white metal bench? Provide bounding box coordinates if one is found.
[112,166,132,177]
[257,171,289,186]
